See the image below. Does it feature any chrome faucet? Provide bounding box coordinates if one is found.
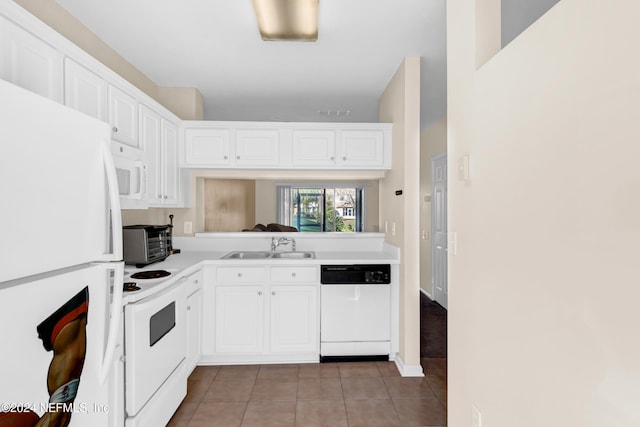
[271,236,296,252]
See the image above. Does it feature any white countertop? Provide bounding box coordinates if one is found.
[121,248,399,304]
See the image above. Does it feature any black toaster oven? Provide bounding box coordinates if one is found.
[122,225,171,267]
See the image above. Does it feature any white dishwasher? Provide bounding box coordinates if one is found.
[320,264,391,362]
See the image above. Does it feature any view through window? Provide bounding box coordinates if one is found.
[279,187,364,232]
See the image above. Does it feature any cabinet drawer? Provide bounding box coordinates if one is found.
[216,267,266,283]
[271,266,318,283]
[184,270,203,295]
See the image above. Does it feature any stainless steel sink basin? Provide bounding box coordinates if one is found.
[222,251,272,259]
[222,251,315,259]
[270,251,315,259]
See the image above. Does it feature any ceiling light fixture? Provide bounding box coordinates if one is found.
[252,0,319,41]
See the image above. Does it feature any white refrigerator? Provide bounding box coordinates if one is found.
[0,80,124,427]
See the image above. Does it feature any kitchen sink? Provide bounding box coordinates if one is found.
[222,251,315,259]
[222,251,272,259]
[270,251,315,259]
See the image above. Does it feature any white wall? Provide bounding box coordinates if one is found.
[448,0,640,425]
[379,57,422,372]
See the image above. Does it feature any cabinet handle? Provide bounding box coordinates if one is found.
[236,156,240,160]
[187,306,191,311]
[112,126,118,133]
[237,273,242,278]
[158,194,162,199]
[343,156,347,161]
[291,272,296,277]
[272,291,276,295]
[258,291,263,296]
[224,155,228,160]
[330,156,334,161]
[194,280,199,284]
[119,146,124,153]
[164,195,168,199]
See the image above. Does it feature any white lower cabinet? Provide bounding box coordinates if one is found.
[203,264,319,364]
[186,288,202,374]
[184,269,203,374]
[215,285,265,354]
[270,285,318,354]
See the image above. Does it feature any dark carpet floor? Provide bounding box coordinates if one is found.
[420,292,447,358]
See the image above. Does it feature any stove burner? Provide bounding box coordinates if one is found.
[123,282,141,292]
[130,270,172,280]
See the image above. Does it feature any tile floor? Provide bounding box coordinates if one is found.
[168,358,447,427]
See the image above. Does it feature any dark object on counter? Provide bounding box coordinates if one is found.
[131,270,172,280]
[123,225,172,267]
[167,215,181,254]
[242,223,298,232]
[123,282,141,292]
[167,214,174,254]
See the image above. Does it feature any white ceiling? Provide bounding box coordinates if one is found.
[56,0,447,129]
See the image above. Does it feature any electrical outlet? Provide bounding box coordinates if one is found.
[472,405,482,427]
[184,221,192,234]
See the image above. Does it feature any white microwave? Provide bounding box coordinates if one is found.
[112,142,148,209]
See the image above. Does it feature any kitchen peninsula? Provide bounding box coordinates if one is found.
[122,232,400,367]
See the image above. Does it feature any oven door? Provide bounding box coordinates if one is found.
[125,283,186,416]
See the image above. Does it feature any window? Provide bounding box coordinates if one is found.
[277,185,365,232]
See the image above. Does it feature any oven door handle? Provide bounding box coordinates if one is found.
[99,261,124,384]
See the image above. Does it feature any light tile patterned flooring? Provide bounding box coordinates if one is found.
[168,358,447,427]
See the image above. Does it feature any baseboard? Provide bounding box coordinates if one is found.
[394,353,424,377]
[420,287,433,299]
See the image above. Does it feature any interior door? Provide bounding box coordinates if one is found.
[431,153,448,309]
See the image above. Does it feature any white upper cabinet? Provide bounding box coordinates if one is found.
[235,128,280,167]
[182,122,392,170]
[64,58,107,121]
[108,85,139,148]
[184,127,232,166]
[0,15,62,102]
[142,104,179,206]
[140,105,161,203]
[338,129,385,167]
[292,130,336,167]
[161,118,179,205]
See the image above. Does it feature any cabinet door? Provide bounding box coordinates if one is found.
[338,130,385,167]
[270,285,318,353]
[235,129,279,166]
[108,85,138,147]
[215,285,264,353]
[0,16,62,102]
[161,119,179,205]
[292,130,336,167]
[186,289,202,374]
[184,128,231,166]
[64,58,107,121]
[139,105,162,204]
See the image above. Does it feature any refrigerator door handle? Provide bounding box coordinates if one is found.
[100,261,124,384]
[102,139,123,260]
